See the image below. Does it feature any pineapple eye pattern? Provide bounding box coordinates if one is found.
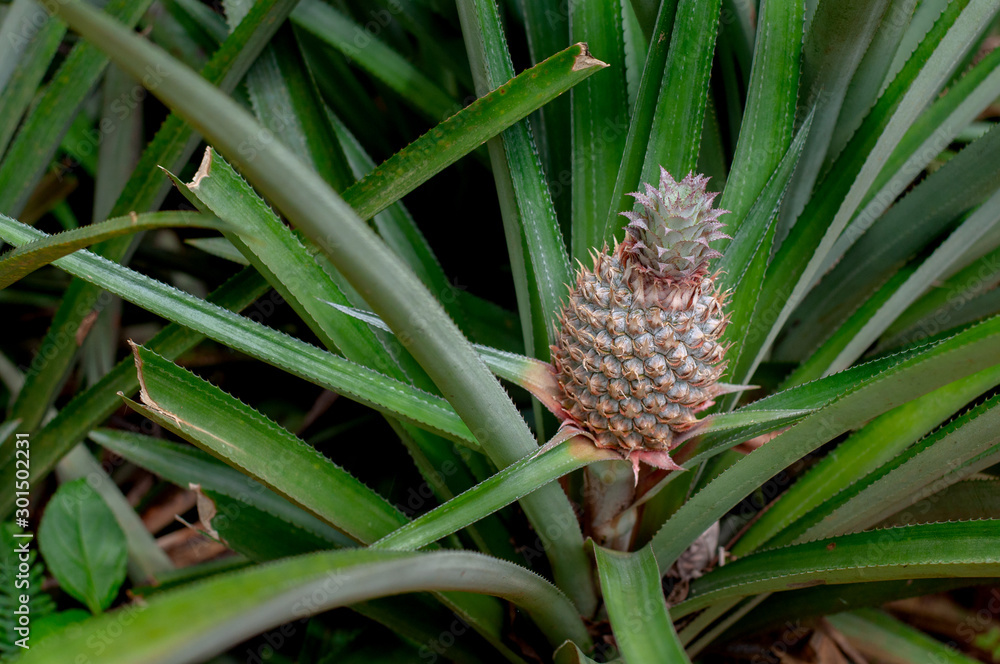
[552,170,731,466]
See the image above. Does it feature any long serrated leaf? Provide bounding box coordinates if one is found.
[0,214,477,447]
[0,0,154,216]
[732,363,1000,555]
[88,429,354,548]
[19,0,597,612]
[827,609,983,664]
[374,436,619,552]
[290,0,457,122]
[568,0,629,262]
[0,211,226,289]
[19,550,592,664]
[753,0,998,373]
[650,313,1000,572]
[341,42,606,223]
[126,343,409,543]
[594,546,689,663]
[674,521,1000,618]
[716,0,803,243]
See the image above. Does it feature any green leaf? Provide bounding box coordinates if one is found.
[37,478,127,614]
[0,521,55,654]
[290,0,457,123]
[88,429,353,548]
[755,0,996,368]
[0,213,477,447]
[0,267,269,518]
[733,362,1000,555]
[673,521,1000,618]
[637,0,721,193]
[375,435,619,552]
[0,0,155,216]
[827,609,984,664]
[773,391,1000,547]
[716,0,803,243]
[876,476,1000,527]
[126,343,409,543]
[341,42,606,222]
[0,211,227,289]
[603,0,680,237]
[593,546,689,663]
[782,123,1000,363]
[568,0,629,262]
[650,314,1000,571]
[20,550,592,664]
[48,0,590,614]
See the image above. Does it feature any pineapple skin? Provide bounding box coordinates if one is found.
[552,171,730,455]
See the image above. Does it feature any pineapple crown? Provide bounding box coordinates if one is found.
[620,169,729,282]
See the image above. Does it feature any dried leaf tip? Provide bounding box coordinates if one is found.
[189,146,214,189]
[571,43,609,71]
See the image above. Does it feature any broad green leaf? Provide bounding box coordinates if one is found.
[0,211,226,289]
[375,435,619,552]
[650,314,1000,571]
[594,546,689,663]
[290,0,457,122]
[754,0,997,372]
[0,0,154,216]
[125,343,410,543]
[827,609,983,664]
[674,521,1000,618]
[716,0,803,243]
[0,214,477,448]
[637,0,721,192]
[0,267,268,518]
[20,550,592,664]
[340,42,606,223]
[733,362,1000,555]
[569,0,629,262]
[37,478,127,614]
[88,429,353,548]
[553,641,606,664]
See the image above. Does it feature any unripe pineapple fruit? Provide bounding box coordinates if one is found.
[552,170,731,467]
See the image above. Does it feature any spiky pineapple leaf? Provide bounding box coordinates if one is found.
[0,0,155,216]
[18,550,591,664]
[0,211,227,289]
[0,0,299,495]
[88,429,353,548]
[769,392,1000,547]
[340,42,606,223]
[876,476,1000,526]
[650,313,1000,572]
[733,363,1000,555]
[593,546,689,663]
[123,343,410,543]
[827,609,984,664]
[673,521,1000,618]
[568,0,629,262]
[0,267,268,518]
[753,0,998,375]
[290,0,457,122]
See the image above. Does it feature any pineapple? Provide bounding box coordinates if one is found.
[552,169,731,471]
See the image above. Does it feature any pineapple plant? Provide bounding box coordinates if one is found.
[552,169,732,473]
[0,0,999,662]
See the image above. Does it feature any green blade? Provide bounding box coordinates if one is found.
[593,546,689,663]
